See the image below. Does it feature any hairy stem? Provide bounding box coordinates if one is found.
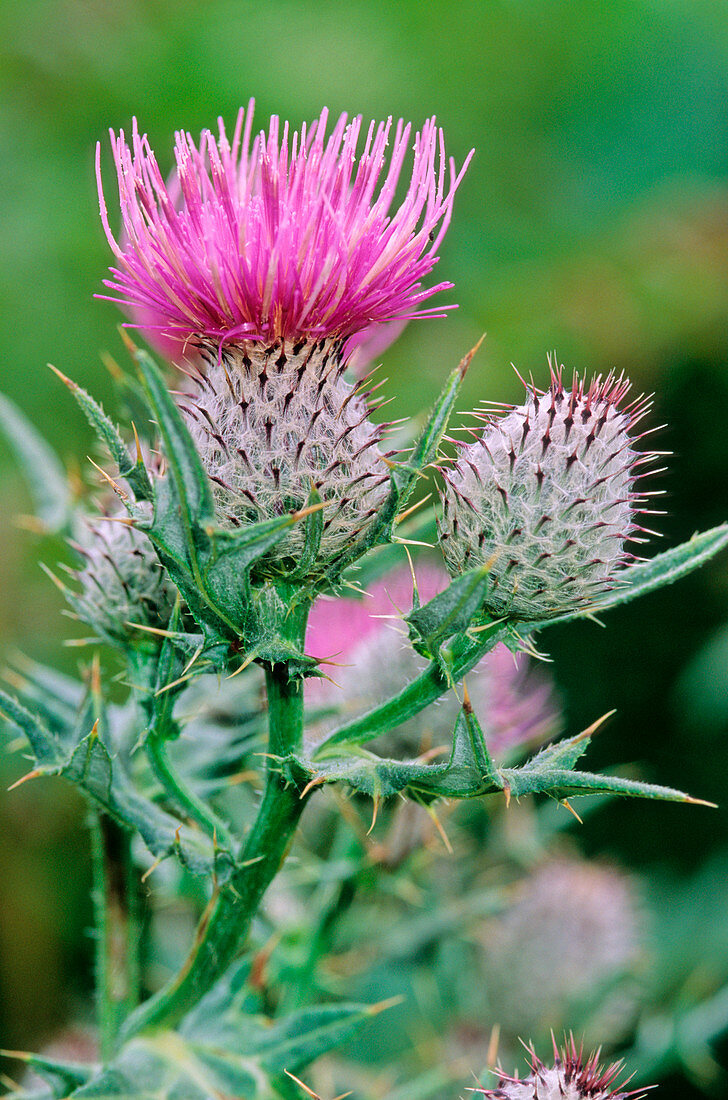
[90,811,142,1061]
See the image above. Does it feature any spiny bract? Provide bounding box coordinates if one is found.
[180,338,390,571]
[439,362,658,620]
[475,1036,649,1100]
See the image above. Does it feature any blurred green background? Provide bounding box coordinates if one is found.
[1,0,728,1094]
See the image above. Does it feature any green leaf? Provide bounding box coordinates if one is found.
[135,349,214,525]
[293,703,504,802]
[49,366,153,501]
[323,341,480,580]
[0,1050,95,1093]
[500,764,713,805]
[526,524,728,631]
[133,348,303,647]
[0,393,71,531]
[69,960,388,1100]
[316,624,508,751]
[0,688,229,879]
[287,485,324,580]
[391,339,481,504]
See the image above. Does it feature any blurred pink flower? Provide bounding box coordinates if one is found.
[307,564,560,757]
[97,102,472,352]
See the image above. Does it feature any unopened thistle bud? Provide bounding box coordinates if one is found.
[475,1037,651,1100]
[70,512,178,645]
[180,341,390,567]
[98,105,472,571]
[439,363,658,619]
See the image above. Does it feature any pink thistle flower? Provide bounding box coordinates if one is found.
[306,564,560,758]
[97,101,473,350]
[473,1035,651,1100]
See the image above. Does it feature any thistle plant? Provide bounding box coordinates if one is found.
[0,101,727,1100]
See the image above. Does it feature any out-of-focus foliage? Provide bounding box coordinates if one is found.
[1,3,728,1099]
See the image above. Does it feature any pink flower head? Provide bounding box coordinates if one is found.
[97,101,473,351]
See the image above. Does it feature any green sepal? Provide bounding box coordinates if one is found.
[0,688,231,879]
[525,523,728,631]
[50,369,153,502]
[0,393,72,532]
[406,563,493,661]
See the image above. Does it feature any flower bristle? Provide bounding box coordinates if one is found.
[439,357,663,620]
[474,1034,651,1100]
[97,102,473,350]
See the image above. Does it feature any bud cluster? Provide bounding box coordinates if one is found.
[440,365,657,619]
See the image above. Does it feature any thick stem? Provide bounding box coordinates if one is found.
[90,811,142,1061]
[120,649,309,1039]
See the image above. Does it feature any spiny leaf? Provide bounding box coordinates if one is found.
[526,523,728,631]
[0,687,230,878]
[0,393,71,532]
[500,764,715,805]
[48,365,153,501]
[294,703,504,802]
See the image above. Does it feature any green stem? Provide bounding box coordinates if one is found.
[316,623,507,752]
[145,733,235,852]
[90,811,142,1061]
[120,649,309,1040]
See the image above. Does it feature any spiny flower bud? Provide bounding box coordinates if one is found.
[439,362,658,620]
[475,1036,651,1100]
[70,510,178,645]
[180,340,390,570]
[306,565,560,757]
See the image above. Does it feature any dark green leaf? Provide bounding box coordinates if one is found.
[406,564,492,659]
